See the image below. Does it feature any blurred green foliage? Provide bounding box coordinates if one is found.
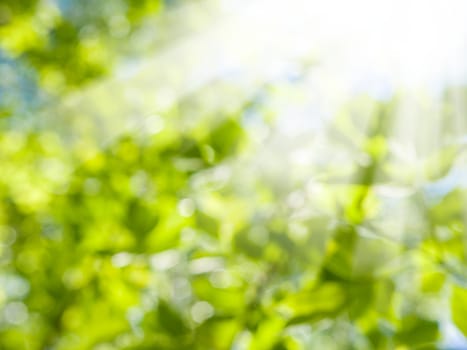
[1,1,467,350]
[0,0,165,88]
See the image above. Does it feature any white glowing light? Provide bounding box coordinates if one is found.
[65,0,467,146]
[191,301,214,323]
[178,198,195,217]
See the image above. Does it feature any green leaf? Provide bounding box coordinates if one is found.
[451,285,467,337]
[281,283,347,325]
[157,300,190,336]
